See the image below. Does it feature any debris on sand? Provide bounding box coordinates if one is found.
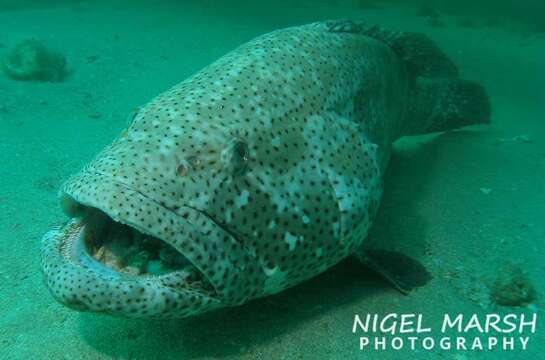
[489,265,537,307]
[494,134,533,145]
[513,134,533,143]
[3,39,67,82]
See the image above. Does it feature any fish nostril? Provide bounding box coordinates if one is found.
[176,156,200,177]
[176,161,190,176]
[230,140,249,176]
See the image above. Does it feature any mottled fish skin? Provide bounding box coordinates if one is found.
[41,21,448,318]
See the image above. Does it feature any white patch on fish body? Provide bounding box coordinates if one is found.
[285,182,301,198]
[284,232,299,251]
[271,191,289,213]
[130,130,148,141]
[234,190,250,208]
[159,138,175,153]
[188,192,210,209]
[332,221,341,238]
[329,171,367,212]
[169,125,184,136]
[262,266,287,294]
[271,136,281,147]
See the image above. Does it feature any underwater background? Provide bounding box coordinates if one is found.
[0,0,543,359]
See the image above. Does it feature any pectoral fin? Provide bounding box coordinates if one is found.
[357,249,432,294]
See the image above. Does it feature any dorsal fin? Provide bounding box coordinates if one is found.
[324,20,458,78]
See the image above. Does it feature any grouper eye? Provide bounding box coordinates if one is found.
[228,139,249,176]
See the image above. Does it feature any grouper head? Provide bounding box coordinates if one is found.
[42,115,271,317]
[41,25,382,318]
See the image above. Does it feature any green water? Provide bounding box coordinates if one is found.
[1,1,544,359]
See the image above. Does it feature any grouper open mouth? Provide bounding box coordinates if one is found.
[67,206,213,288]
[41,172,226,318]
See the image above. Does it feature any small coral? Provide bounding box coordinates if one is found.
[489,265,537,307]
[3,39,67,82]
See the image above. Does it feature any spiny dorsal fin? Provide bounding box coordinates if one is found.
[324,19,458,78]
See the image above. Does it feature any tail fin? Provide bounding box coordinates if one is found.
[363,26,491,135]
[405,78,491,135]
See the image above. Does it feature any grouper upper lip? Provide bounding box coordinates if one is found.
[41,170,232,317]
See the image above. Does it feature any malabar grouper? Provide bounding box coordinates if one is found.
[41,20,490,318]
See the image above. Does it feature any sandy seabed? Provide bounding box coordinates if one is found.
[0,1,543,359]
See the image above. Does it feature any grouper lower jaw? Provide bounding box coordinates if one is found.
[41,219,223,318]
